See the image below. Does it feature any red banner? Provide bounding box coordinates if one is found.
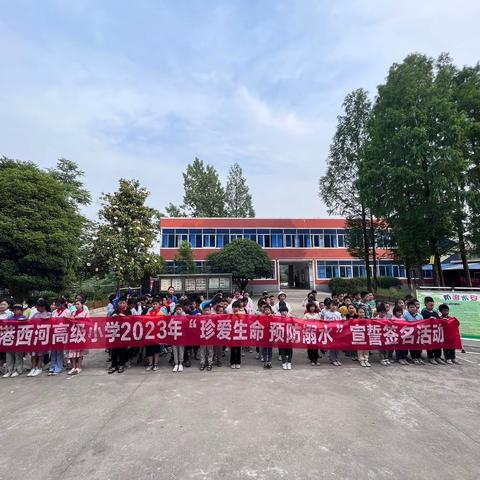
[0,315,462,352]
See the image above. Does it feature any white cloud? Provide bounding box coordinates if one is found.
[0,0,479,219]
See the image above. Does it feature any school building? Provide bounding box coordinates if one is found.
[159,218,412,292]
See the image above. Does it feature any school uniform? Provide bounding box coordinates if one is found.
[6,314,25,374]
[323,310,343,362]
[421,308,442,359]
[50,308,71,374]
[404,311,423,359]
[304,312,320,362]
[66,309,90,359]
[111,307,132,369]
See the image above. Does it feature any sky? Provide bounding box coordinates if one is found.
[1,0,480,219]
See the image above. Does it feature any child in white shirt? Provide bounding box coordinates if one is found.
[324,302,343,366]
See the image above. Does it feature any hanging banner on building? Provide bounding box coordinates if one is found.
[0,315,462,352]
[417,289,480,339]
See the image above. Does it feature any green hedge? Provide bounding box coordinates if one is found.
[328,276,401,293]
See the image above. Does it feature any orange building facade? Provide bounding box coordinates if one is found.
[159,218,405,292]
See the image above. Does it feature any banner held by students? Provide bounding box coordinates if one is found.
[0,314,462,352]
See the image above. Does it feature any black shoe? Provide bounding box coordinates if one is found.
[200,364,205,371]
[107,367,117,374]
[185,360,191,368]
[206,365,212,371]
[266,363,272,369]
[118,366,125,374]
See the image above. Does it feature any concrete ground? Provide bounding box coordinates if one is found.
[1,290,479,480]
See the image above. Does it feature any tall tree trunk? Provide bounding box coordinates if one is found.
[457,219,472,287]
[360,205,372,291]
[430,239,440,287]
[434,249,444,287]
[406,261,412,291]
[416,262,424,287]
[369,211,378,292]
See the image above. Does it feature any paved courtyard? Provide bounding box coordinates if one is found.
[1,340,479,480]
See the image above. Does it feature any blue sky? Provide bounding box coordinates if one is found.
[1,0,480,218]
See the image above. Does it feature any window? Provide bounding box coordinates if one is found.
[203,234,216,247]
[423,269,433,279]
[295,234,311,248]
[339,266,352,278]
[323,230,337,247]
[189,233,202,248]
[285,234,294,247]
[317,260,405,279]
[258,234,271,247]
[216,234,229,248]
[162,232,176,248]
[312,234,324,247]
[352,265,366,277]
[271,233,283,247]
[177,234,188,246]
[326,265,339,278]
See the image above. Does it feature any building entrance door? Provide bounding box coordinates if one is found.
[279,261,313,289]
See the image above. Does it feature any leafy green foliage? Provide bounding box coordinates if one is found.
[49,158,92,209]
[90,179,162,285]
[167,157,226,217]
[320,89,376,290]
[0,158,83,298]
[174,241,197,274]
[359,53,465,283]
[328,276,401,293]
[225,163,255,217]
[206,239,272,289]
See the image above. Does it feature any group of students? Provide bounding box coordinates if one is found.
[0,287,460,378]
[0,295,89,378]
[105,287,460,373]
[299,290,459,367]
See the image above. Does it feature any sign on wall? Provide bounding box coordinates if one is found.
[417,289,480,339]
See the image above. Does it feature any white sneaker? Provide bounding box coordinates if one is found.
[235,364,241,369]
[152,365,159,371]
[27,369,35,377]
[11,371,19,377]
[287,363,292,370]
[67,368,76,375]
[282,363,287,370]
[178,364,184,372]
[231,364,236,369]
[172,364,179,372]
[145,365,153,371]
[278,355,282,361]
[2,372,11,378]
[32,368,42,376]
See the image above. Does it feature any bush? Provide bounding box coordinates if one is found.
[376,276,401,289]
[328,278,367,293]
[328,276,401,293]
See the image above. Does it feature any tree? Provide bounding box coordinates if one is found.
[0,158,83,298]
[165,202,186,217]
[206,239,272,290]
[224,163,255,217]
[166,157,225,217]
[360,53,463,286]
[90,179,162,285]
[319,88,377,290]
[453,64,480,285]
[49,158,92,209]
[174,240,197,274]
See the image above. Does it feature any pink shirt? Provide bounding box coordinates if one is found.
[52,308,72,318]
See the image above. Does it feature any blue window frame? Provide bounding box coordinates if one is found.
[318,260,405,279]
[271,234,283,247]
